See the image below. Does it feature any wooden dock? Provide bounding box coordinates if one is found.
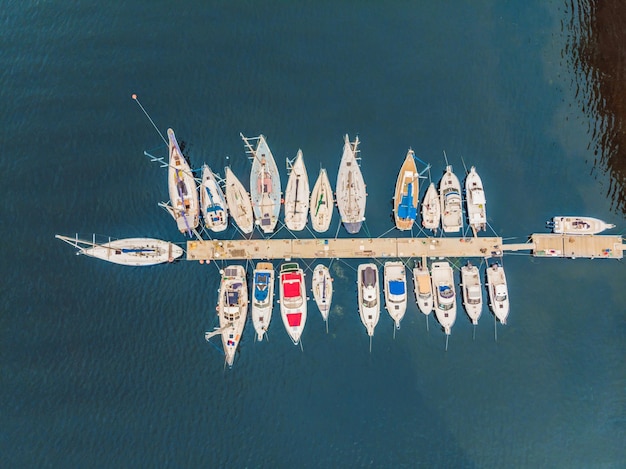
[186,234,623,261]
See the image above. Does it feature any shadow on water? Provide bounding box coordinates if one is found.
[564,0,626,216]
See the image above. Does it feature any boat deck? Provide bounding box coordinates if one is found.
[187,234,623,261]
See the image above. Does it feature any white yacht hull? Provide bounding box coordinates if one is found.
[217,265,248,368]
[357,263,380,337]
[251,262,274,342]
[383,261,407,329]
[486,263,509,324]
[465,166,487,233]
[439,166,463,233]
[279,263,307,345]
[421,183,440,233]
[412,263,433,316]
[551,216,615,235]
[460,262,482,325]
[431,261,456,335]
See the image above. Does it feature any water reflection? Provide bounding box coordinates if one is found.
[564,0,626,216]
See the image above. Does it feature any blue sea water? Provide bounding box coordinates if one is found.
[2,1,625,467]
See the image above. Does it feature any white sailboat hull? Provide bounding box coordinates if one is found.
[167,128,200,234]
[217,265,248,368]
[284,150,310,232]
[55,235,183,266]
[312,264,333,322]
[200,164,228,232]
[310,168,334,233]
[246,134,282,233]
[225,166,254,234]
[336,134,366,234]
[421,183,440,233]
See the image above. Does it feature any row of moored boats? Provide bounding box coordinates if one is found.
[163,128,492,237]
[209,258,509,367]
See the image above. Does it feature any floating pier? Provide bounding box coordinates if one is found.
[187,233,623,261]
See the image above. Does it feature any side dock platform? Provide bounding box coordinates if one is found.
[187,234,623,261]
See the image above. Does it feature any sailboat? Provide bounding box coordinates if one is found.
[312,264,333,330]
[200,164,228,232]
[439,165,463,233]
[224,166,254,234]
[357,263,380,350]
[421,182,441,234]
[283,150,310,231]
[486,263,509,324]
[215,265,248,368]
[251,262,274,342]
[242,134,282,233]
[336,134,367,234]
[412,261,433,316]
[465,166,487,234]
[460,261,482,325]
[55,234,183,266]
[393,150,419,231]
[431,261,456,335]
[166,128,199,235]
[309,168,334,233]
[383,261,407,330]
[278,262,307,345]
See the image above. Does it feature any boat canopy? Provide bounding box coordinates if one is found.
[389,280,405,295]
[398,182,417,220]
[283,280,301,298]
[361,267,377,287]
[438,284,454,299]
[287,312,302,327]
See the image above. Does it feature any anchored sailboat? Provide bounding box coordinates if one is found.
[336,134,366,234]
[284,150,310,232]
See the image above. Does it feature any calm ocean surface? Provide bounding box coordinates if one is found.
[2,1,625,467]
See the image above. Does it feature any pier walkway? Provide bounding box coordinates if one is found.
[186,234,623,261]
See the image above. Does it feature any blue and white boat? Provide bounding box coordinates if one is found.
[200,164,228,232]
[383,261,407,330]
[251,262,274,341]
[393,150,419,231]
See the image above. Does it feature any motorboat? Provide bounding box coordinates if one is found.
[412,261,433,316]
[242,134,281,233]
[421,182,440,234]
[283,150,310,231]
[278,262,307,345]
[357,263,380,350]
[200,164,228,232]
[166,128,199,235]
[312,264,333,330]
[431,261,456,335]
[224,166,254,234]
[55,234,183,266]
[550,216,615,235]
[383,261,407,330]
[310,168,334,233]
[439,165,463,233]
[215,265,248,368]
[486,263,509,324]
[251,262,274,342]
[336,134,366,234]
[393,150,419,231]
[465,166,487,234]
[460,261,482,325]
